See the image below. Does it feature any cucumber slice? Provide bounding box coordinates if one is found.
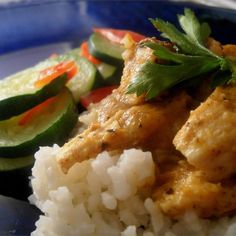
[0,89,77,157]
[0,62,67,120]
[88,33,125,66]
[51,53,102,103]
[0,156,33,171]
[65,56,101,102]
[97,63,122,85]
[97,63,116,79]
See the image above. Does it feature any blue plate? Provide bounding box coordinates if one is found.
[0,195,40,236]
[0,1,235,235]
[0,0,236,77]
[0,0,236,56]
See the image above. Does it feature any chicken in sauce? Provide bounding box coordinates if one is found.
[57,35,236,219]
[58,42,193,173]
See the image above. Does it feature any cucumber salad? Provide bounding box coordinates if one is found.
[0,28,145,172]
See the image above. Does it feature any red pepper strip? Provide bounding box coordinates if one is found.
[18,96,56,126]
[80,86,118,108]
[67,63,78,79]
[93,28,146,44]
[80,41,101,65]
[35,60,78,88]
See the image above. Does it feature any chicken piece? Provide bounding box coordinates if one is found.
[58,91,191,173]
[223,44,236,58]
[87,39,173,124]
[173,86,236,181]
[58,40,193,173]
[92,40,155,124]
[207,39,236,60]
[153,160,236,218]
[207,37,223,56]
[206,38,236,58]
[57,42,154,172]
[77,42,154,128]
[59,104,165,172]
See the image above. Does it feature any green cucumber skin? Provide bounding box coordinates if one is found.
[0,156,34,172]
[72,55,106,90]
[0,89,78,158]
[57,53,104,102]
[103,67,123,85]
[0,74,67,121]
[88,33,125,66]
[97,62,118,85]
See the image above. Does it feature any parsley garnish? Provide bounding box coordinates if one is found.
[127,8,236,100]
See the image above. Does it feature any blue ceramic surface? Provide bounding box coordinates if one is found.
[0,1,235,235]
[0,195,40,236]
[0,0,236,55]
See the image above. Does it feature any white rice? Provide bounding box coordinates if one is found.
[30,145,236,236]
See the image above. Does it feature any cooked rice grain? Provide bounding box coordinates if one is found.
[30,146,236,236]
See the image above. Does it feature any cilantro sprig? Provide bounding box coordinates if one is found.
[127,8,236,100]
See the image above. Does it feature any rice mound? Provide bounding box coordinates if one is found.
[30,145,236,236]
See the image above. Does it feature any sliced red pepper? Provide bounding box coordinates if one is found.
[80,41,101,65]
[80,86,118,108]
[35,60,78,88]
[93,28,146,44]
[18,96,57,126]
[67,63,78,79]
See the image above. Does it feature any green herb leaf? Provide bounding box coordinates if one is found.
[210,70,232,88]
[128,57,220,100]
[228,60,236,82]
[150,18,201,56]
[144,42,207,64]
[178,8,211,46]
[127,8,235,100]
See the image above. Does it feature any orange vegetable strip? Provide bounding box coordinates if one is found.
[80,41,101,65]
[18,96,56,126]
[35,60,77,88]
